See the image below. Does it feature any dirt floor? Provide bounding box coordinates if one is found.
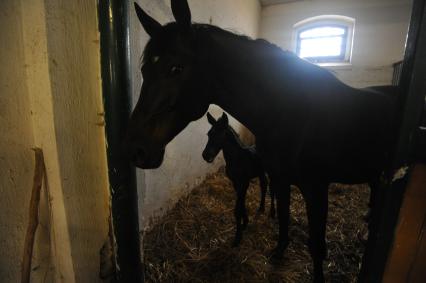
[143,167,370,282]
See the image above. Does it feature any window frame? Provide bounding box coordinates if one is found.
[293,16,355,65]
[296,24,349,63]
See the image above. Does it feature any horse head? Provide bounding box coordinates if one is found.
[125,0,211,169]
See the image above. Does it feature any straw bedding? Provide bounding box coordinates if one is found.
[143,167,369,282]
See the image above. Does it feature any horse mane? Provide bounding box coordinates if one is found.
[142,22,293,64]
[141,21,337,87]
[193,23,293,56]
[191,23,337,80]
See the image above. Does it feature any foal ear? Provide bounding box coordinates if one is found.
[207,112,216,125]
[171,0,192,30]
[221,113,229,125]
[134,3,162,37]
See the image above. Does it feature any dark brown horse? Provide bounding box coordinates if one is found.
[203,112,274,246]
[125,1,397,281]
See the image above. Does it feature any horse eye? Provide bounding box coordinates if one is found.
[169,65,183,76]
[152,56,160,64]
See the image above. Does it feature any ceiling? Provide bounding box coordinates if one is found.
[259,0,306,6]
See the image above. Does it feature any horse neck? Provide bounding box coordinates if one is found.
[198,28,293,137]
[221,127,244,162]
[196,26,348,140]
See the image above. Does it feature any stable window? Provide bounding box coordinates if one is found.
[294,16,355,64]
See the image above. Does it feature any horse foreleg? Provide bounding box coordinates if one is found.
[302,183,328,283]
[271,178,290,259]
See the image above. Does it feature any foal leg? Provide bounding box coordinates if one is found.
[302,184,328,283]
[270,177,291,259]
[366,179,379,225]
[233,181,249,247]
[241,184,249,230]
[257,173,268,215]
[269,181,276,219]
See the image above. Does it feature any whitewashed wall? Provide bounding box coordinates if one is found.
[0,0,110,282]
[260,0,412,87]
[130,0,261,229]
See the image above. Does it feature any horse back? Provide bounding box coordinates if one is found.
[297,85,397,183]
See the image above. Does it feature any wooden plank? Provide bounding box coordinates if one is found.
[383,164,426,283]
[408,218,426,282]
[21,149,45,283]
[359,0,426,281]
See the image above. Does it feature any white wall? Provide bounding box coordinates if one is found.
[0,0,110,281]
[130,0,261,229]
[0,2,39,281]
[260,0,412,87]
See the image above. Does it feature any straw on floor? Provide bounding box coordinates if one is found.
[143,167,369,282]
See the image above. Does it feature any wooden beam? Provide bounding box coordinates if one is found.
[21,149,45,283]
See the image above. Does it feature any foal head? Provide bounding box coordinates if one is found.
[125,0,212,169]
[202,112,229,163]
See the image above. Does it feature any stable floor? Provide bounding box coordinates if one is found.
[143,167,370,282]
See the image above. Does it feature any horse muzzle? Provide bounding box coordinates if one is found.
[130,146,165,169]
[202,150,215,163]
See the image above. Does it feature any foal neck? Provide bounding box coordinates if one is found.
[222,127,245,161]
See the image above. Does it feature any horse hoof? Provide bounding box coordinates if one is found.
[357,229,369,245]
[269,241,288,261]
[232,233,242,247]
[242,219,249,230]
[232,239,241,247]
[313,273,325,283]
[363,210,372,222]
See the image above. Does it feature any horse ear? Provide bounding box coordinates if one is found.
[171,0,191,29]
[134,3,162,37]
[221,113,229,125]
[207,112,216,125]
